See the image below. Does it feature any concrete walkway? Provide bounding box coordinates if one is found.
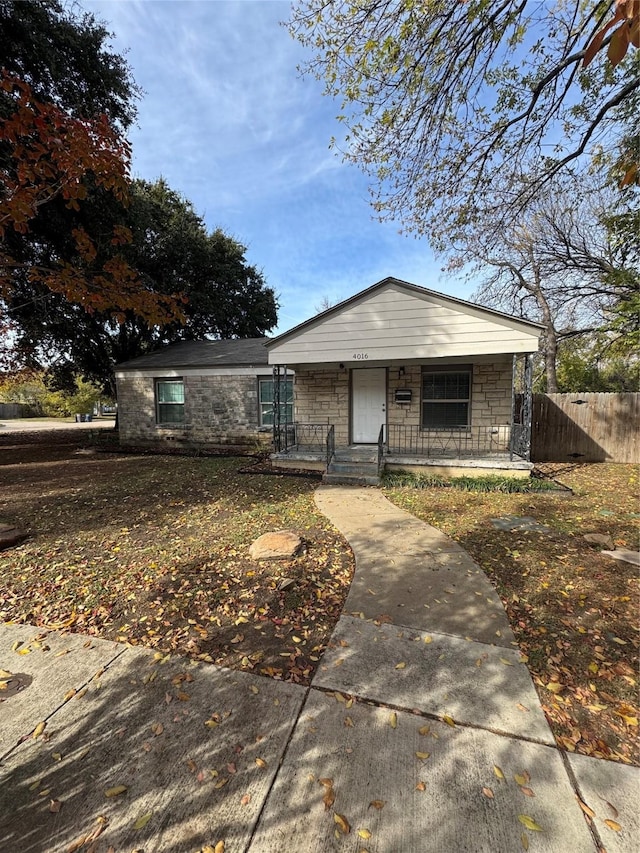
[0,486,637,852]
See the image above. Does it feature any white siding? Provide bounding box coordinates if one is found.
[269,282,540,365]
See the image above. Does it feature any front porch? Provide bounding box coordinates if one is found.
[270,422,533,482]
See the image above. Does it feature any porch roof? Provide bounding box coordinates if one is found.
[267,278,542,366]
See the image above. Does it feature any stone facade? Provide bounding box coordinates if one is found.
[117,373,271,448]
[293,358,514,450]
[293,367,350,445]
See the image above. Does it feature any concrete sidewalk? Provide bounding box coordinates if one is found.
[0,485,637,852]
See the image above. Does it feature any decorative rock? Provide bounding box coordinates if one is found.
[0,524,28,551]
[249,530,304,561]
[583,532,615,549]
[277,577,297,592]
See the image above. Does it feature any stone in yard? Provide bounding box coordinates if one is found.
[249,530,304,561]
[0,524,28,551]
[583,532,615,549]
[491,515,551,534]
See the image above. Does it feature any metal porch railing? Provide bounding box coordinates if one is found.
[386,424,516,458]
[274,422,334,454]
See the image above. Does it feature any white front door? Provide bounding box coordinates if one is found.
[352,368,386,443]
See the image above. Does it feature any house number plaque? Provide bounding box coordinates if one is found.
[352,353,369,360]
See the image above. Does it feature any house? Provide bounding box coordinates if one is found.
[266,278,542,481]
[115,338,291,449]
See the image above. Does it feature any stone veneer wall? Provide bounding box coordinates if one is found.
[386,359,513,431]
[294,359,513,447]
[293,367,350,445]
[117,373,269,447]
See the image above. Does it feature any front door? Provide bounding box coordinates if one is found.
[351,368,386,443]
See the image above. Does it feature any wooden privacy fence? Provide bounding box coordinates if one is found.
[531,393,640,463]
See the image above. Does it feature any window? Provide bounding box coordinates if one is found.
[422,368,471,429]
[259,378,293,427]
[156,379,185,425]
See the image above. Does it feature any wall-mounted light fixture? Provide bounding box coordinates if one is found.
[339,363,345,370]
[398,366,405,378]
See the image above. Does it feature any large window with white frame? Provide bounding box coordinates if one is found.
[421,367,471,429]
[155,378,185,425]
[258,378,293,427]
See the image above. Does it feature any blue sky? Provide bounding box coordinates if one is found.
[86,0,469,334]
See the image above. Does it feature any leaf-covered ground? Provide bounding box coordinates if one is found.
[384,463,639,766]
[0,432,353,685]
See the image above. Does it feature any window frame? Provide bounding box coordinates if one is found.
[421,365,472,430]
[155,377,185,426]
[258,377,294,428]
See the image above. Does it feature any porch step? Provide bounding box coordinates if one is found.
[323,456,380,486]
[328,461,379,476]
[322,472,380,486]
[333,447,377,464]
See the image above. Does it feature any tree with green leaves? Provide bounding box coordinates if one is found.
[9,179,278,397]
[288,1,640,249]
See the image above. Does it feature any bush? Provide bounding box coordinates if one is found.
[381,470,559,493]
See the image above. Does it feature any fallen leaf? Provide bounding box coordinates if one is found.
[514,773,528,786]
[318,778,333,788]
[521,832,529,850]
[518,815,543,832]
[482,787,494,799]
[415,781,426,791]
[133,812,153,830]
[323,787,336,810]
[604,819,622,832]
[424,635,433,643]
[255,758,267,769]
[494,765,505,780]
[357,828,372,839]
[32,721,46,739]
[344,716,354,727]
[250,685,259,694]
[577,798,595,819]
[395,662,406,670]
[151,722,164,736]
[334,813,350,834]
[49,799,62,813]
[418,725,430,735]
[415,751,430,760]
[520,787,535,798]
[369,800,385,810]
[500,658,514,666]
[240,794,251,806]
[105,786,127,798]
[389,712,397,729]
[442,715,455,727]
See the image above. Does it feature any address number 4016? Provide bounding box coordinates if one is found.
[353,352,369,360]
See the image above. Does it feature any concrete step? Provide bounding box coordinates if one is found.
[333,451,377,464]
[327,461,379,476]
[322,472,380,486]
